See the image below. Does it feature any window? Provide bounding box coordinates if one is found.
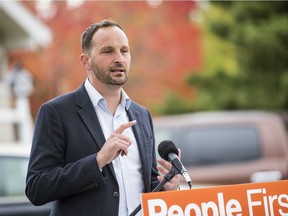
[155,126,261,167]
[0,156,28,197]
[154,128,176,159]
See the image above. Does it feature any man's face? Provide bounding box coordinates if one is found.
[88,26,131,86]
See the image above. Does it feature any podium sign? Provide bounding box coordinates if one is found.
[141,180,288,216]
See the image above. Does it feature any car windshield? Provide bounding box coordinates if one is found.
[0,156,28,197]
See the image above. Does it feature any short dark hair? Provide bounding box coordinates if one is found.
[81,19,125,53]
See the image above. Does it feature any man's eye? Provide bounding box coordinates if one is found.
[103,50,112,53]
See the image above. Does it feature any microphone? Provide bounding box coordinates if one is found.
[158,140,192,189]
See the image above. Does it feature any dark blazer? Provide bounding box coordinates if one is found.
[26,83,160,216]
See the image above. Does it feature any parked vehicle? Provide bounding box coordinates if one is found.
[153,111,288,188]
[0,145,51,216]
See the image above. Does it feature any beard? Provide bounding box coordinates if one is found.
[91,63,128,86]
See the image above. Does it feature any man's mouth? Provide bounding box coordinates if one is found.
[111,68,125,73]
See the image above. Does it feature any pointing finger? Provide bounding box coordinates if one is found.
[114,120,137,134]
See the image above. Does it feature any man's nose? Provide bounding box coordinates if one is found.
[114,51,124,63]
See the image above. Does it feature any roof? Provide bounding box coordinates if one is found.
[0,1,52,50]
[153,110,284,128]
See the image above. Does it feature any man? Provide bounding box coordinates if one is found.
[26,19,180,216]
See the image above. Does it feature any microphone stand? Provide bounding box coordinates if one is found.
[129,168,178,216]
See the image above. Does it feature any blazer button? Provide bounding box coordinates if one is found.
[113,191,119,197]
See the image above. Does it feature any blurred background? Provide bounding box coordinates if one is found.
[0,0,288,215]
[1,1,288,124]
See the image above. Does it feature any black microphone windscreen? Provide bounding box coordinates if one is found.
[158,140,178,161]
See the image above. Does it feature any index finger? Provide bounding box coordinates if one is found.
[114,120,137,134]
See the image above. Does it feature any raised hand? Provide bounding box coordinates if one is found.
[96,120,137,169]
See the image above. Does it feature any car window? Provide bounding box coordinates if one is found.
[0,156,28,197]
[154,128,176,159]
[155,125,261,166]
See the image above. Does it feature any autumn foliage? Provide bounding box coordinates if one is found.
[10,1,202,117]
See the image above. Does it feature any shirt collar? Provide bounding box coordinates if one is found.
[84,78,131,110]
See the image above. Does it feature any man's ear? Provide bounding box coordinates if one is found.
[80,53,91,70]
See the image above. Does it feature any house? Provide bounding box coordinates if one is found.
[0,1,51,144]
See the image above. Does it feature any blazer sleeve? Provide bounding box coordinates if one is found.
[25,102,106,206]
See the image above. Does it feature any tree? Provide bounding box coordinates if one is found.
[186,1,288,112]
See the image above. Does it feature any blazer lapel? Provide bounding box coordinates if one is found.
[126,108,151,192]
[76,84,105,149]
